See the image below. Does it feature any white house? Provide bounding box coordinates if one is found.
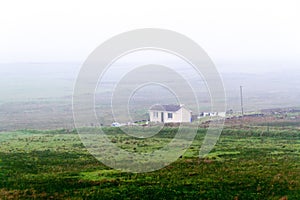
[149,104,192,123]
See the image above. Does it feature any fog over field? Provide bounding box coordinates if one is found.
[1,61,299,107]
[0,2,299,128]
[1,1,300,199]
[0,1,299,131]
[0,61,299,130]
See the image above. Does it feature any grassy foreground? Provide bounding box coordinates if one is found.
[0,127,299,199]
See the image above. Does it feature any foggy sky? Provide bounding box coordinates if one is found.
[0,0,299,74]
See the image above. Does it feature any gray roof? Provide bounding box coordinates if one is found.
[149,104,181,112]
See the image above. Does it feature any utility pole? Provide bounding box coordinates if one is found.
[240,86,244,117]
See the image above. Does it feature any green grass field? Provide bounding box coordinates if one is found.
[0,127,299,199]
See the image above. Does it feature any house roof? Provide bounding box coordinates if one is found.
[149,104,181,112]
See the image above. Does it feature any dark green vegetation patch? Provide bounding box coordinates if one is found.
[0,127,299,199]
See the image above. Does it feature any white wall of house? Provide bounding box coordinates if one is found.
[149,110,161,122]
[149,107,192,123]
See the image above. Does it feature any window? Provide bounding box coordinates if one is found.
[153,112,158,118]
[168,113,173,119]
